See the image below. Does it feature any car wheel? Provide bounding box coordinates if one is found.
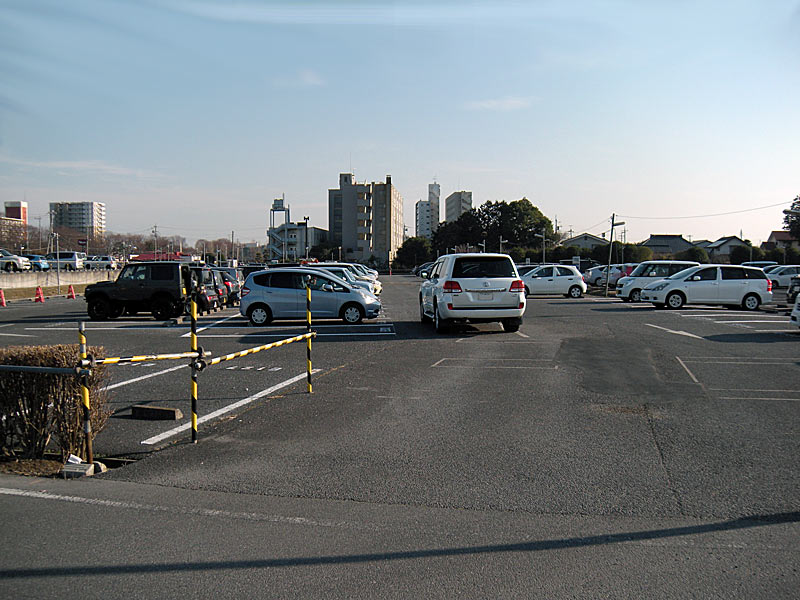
[419,300,430,323]
[501,318,521,332]
[666,292,685,309]
[524,285,530,297]
[247,304,272,326]
[568,285,583,298]
[341,303,364,324]
[87,298,111,320]
[742,293,760,311]
[434,303,449,333]
[151,298,174,321]
[3,263,12,272]
[630,289,641,303]
[108,303,124,319]
[33,265,41,272]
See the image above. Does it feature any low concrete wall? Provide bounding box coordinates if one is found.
[0,269,119,289]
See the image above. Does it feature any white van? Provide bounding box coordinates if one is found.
[45,251,86,271]
[616,260,700,302]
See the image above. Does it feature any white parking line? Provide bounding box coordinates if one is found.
[180,313,240,337]
[515,331,530,338]
[431,358,555,369]
[196,332,395,338]
[141,370,320,445]
[645,324,703,339]
[675,356,699,384]
[0,332,35,337]
[713,320,788,323]
[718,397,800,402]
[106,364,188,390]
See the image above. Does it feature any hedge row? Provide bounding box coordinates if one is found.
[0,345,111,460]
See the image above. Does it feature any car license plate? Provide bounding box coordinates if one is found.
[478,292,493,300]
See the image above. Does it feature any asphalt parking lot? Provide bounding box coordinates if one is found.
[1,276,798,598]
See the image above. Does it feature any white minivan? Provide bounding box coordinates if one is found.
[616,260,700,302]
[640,264,772,310]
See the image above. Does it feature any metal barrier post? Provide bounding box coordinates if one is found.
[190,296,199,443]
[306,282,312,393]
[77,322,94,464]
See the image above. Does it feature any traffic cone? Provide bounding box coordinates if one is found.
[0,289,6,308]
[34,286,45,303]
[67,285,76,299]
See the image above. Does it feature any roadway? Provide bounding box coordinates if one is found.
[1,276,798,598]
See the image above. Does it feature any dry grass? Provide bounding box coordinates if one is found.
[1,284,89,301]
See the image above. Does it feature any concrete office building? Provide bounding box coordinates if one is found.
[4,201,28,224]
[328,173,404,266]
[267,221,328,262]
[50,201,106,239]
[415,182,441,239]
[445,190,472,223]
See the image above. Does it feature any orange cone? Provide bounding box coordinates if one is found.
[35,286,45,303]
[67,285,76,299]
[0,289,6,308]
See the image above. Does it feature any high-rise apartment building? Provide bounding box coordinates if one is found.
[414,182,441,239]
[50,202,106,238]
[328,173,404,266]
[4,201,28,224]
[445,191,473,223]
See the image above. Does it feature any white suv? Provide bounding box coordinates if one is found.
[419,253,526,333]
[640,264,772,310]
[0,248,31,272]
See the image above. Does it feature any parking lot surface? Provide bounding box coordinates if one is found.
[1,276,798,598]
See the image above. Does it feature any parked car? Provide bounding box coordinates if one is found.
[240,267,381,325]
[515,264,539,276]
[419,253,525,333]
[787,275,800,305]
[640,264,772,310]
[85,262,216,320]
[85,255,118,270]
[766,265,800,288]
[790,293,800,330]
[597,263,639,287]
[310,265,378,296]
[320,262,382,293]
[45,251,85,271]
[0,248,32,272]
[616,260,701,302]
[21,254,49,271]
[522,264,587,298]
[584,265,607,286]
[762,264,783,275]
[212,269,241,306]
[413,261,434,277]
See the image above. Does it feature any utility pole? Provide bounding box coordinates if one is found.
[535,232,545,264]
[303,216,309,260]
[605,214,625,297]
[152,225,158,255]
[499,236,508,253]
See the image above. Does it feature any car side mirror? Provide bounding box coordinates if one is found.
[322,284,334,292]
[420,271,429,279]
[691,275,701,281]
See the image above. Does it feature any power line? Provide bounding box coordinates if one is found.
[618,201,787,220]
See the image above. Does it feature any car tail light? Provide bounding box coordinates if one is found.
[224,281,232,290]
[241,286,250,297]
[509,279,525,293]
[443,280,462,293]
[767,279,772,292]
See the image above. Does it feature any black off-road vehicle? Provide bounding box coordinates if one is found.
[84,262,217,320]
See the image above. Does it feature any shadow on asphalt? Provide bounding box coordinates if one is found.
[703,332,800,344]
[2,511,797,578]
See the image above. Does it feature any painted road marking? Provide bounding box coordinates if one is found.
[718,397,800,402]
[675,356,700,384]
[645,324,703,339]
[0,332,36,338]
[0,488,367,530]
[431,358,555,369]
[141,370,321,445]
[106,364,188,391]
[180,313,240,337]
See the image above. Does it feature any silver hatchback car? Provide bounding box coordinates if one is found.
[240,267,381,325]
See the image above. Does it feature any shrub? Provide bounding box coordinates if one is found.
[0,345,111,461]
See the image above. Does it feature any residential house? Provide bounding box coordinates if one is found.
[640,234,694,257]
[561,232,608,251]
[705,236,749,262]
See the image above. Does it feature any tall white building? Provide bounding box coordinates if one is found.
[414,182,441,239]
[50,202,106,238]
[445,191,472,223]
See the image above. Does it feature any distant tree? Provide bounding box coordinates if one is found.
[675,246,709,263]
[624,244,653,263]
[393,237,433,268]
[783,195,800,240]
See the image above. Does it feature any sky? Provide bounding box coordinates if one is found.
[1,0,798,247]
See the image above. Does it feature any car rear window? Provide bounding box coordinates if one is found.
[744,268,767,280]
[251,273,270,286]
[452,257,515,278]
[721,267,746,280]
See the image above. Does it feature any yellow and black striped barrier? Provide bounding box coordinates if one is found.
[94,351,205,365]
[78,322,93,465]
[205,332,315,367]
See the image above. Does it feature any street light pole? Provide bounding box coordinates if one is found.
[499,236,508,253]
[303,216,309,260]
[534,233,545,264]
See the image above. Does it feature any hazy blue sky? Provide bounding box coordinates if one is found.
[1,0,798,246]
